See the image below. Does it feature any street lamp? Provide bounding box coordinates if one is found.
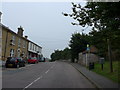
[86,44,90,67]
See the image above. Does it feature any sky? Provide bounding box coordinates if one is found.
[1,2,89,58]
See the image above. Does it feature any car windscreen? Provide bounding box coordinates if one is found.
[10,58,16,61]
[17,58,22,61]
[30,57,37,59]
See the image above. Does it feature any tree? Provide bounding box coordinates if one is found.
[69,33,89,62]
[50,48,71,61]
[63,2,120,72]
[63,2,120,31]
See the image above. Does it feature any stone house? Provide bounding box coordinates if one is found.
[1,24,29,61]
[78,45,99,66]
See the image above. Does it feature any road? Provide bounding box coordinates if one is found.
[2,61,95,89]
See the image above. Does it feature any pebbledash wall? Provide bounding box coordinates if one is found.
[28,41,42,60]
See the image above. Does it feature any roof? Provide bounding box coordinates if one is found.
[1,23,42,48]
[28,40,42,48]
[1,23,28,41]
[82,45,98,54]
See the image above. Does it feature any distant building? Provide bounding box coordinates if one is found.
[28,41,42,60]
[78,45,99,66]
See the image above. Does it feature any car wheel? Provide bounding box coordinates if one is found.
[5,65,8,68]
[23,64,25,67]
[15,64,19,68]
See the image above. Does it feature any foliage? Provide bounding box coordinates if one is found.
[69,33,90,62]
[63,2,120,60]
[63,2,120,30]
[50,47,71,61]
[92,61,120,83]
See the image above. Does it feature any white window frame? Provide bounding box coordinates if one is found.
[12,35,15,45]
[18,38,21,47]
[10,49,14,57]
[23,40,26,48]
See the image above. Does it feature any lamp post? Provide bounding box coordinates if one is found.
[86,44,90,67]
[107,39,113,72]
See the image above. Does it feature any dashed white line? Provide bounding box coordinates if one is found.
[50,65,54,69]
[26,64,35,67]
[23,76,43,90]
[45,69,49,74]
[23,64,55,90]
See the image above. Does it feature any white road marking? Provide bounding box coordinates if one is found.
[18,67,26,70]
[50,65,54,69]
[45,69,49,74]
[26,64,35,67]
[23,76,43,90]
[23,63,55,89]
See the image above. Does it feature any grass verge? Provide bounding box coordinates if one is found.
[91,60,120,83]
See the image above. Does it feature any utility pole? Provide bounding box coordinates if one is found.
[107,39,113,72]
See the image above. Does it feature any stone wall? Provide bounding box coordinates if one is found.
[78,52,99,66]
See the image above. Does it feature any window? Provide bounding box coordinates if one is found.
[35,46,37,51]
[18,38,21,47]
[29,42,31,50]
[12,35,15,45]
[33,44,34,51]
[10,49,14,57]
[10,35,15,45]
[17,49,20,57]
[23,40,26,48]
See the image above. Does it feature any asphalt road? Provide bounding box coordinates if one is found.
[2,61,95,89]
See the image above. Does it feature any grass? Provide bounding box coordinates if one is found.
[91,60,120,83]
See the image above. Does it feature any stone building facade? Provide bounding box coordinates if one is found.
[78,45,99,66]
[0,12,42,61]
[1,24,29,61]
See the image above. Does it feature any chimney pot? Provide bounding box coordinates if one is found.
[0,12,2,23]
[17,26,24,37]
[25,36,28,39]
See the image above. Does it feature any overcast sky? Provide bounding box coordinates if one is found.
[1,2,88,58]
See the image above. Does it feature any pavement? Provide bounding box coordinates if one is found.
[70,62,119,89]
[0,60,5,67]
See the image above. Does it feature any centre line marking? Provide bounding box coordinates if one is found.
[23,76,43,90]
[45,69,49,74]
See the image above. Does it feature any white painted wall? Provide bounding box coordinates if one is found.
[28,42,42,55]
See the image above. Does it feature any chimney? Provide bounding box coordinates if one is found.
[17,26,24,37]
[25,36,28,39]
[0,12,2,23]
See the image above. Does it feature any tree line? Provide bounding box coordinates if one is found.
[51,2,120,62]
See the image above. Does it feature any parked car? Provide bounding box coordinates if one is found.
[39,57,45,62]
[17,58,26,67]
[27,57,38,64]
[5,57,25,68]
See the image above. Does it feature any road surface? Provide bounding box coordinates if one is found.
[2,61,95,89]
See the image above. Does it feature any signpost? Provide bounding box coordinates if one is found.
[86,44,90,67]
[99,57,105,70]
